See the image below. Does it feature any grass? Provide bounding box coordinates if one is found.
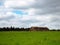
[0,31,60,45]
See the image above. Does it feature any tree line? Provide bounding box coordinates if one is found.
[0,27,60,31]
[0,27,30,31]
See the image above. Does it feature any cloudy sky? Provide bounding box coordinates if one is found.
[0,0,60,29]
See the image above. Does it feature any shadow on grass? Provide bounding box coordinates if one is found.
[15,42,20,45]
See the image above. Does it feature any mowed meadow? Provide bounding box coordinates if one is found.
[0,31,60,45]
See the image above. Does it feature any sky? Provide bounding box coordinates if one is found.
[0,0,60,29]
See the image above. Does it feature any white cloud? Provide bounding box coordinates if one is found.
[0,0,60,29]
[4,0,35,8]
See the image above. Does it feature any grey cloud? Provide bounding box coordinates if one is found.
[34,0,60,8]
[11,6,31,10]
[20,20,40,24]
[13,0,60,15]
[35,8,60,15]
[32,0,60,14]
[51,16,60,22]
[46,22,60,29]
[2,0,60,15]
[0,15,15,21]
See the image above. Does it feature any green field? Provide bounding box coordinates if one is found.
[0,31,60,45]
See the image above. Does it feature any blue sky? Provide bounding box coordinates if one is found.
[0,1,3,5]
[13,10,24,15]
[13,10,28,15]
[0,0,60,29]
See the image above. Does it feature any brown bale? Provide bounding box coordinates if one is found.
[30,26,49,31]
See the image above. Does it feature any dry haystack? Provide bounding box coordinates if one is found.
[30,26,49,31]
